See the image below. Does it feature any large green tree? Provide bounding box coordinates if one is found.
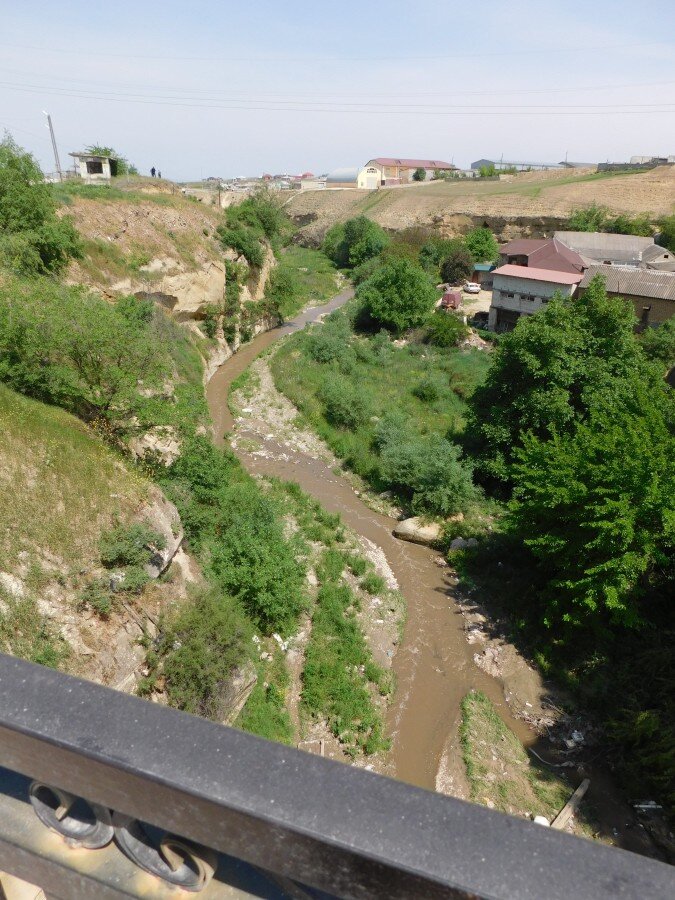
[0,135,80,275]
[509,388,674,633]
[323,216,389,268]
[465,275,663,490]
[464,227,499,263]
[357,258,437,332]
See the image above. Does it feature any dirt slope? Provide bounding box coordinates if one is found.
[286,166,675,243]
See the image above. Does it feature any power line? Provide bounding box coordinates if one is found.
[0,38,674,62]
[1,79,674,114]
[1,86,673,117]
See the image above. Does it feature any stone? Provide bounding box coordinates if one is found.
[129,426,181,467]
[141,487,185,578]
[449,536,480,551]
[219,661,258,726]
[0,572,25,598]
[393,517,442,546]
[533,816,551,827]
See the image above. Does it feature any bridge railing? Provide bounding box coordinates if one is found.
[0,653,672,899]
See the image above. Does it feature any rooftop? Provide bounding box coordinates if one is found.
[554,231,655,265]
[500,238,585,274]
[369,157,456,169]
[326,166,361,183]
[69,151,117,160]
[580,265,675,301]
[493,264,583,285]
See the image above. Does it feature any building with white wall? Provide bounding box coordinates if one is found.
[488,265,582,332]
[69,151,116,184]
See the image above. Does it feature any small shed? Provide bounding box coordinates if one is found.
[69,151,117,184]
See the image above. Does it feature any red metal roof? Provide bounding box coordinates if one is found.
[369,158,455,169]
[500,238,585,275]
[493,265,583,285]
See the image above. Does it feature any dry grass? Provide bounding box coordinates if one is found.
[286,166,675,240]
[0,384,147,578]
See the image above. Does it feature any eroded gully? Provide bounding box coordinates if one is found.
[206,288,537,792]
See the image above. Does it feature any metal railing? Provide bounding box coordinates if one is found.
[0,653,672,899]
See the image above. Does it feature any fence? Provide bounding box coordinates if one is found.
[0,653,672,899]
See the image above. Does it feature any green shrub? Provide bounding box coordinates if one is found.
[412,375,442,402]
[0,276,170,428]
[265,267,300,320]
[440,247,474,284]
[464,227,499,264]
[216,224,264,267]
[376,416,477,515]
[351,256,382,285]
[360,571,386,594]
[318,374,371,430]
[425,310,469,347]
[207,482,306,635]
[0,135,81,275]
[99,523,166,569]
[153,588,252,718]
[357,259,437,333]
[323,216,389,269]
[346,554,367,577]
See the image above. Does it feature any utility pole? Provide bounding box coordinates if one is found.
[43,111,62,181]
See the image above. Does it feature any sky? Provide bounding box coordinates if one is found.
[2,0,675,181]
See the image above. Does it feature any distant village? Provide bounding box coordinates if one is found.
[199,152,675,192]
[64,146,675,335]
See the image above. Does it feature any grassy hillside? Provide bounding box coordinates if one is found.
[0,384,151,668]
[285,166,675,242]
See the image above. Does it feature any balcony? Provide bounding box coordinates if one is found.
[0,653,672,899]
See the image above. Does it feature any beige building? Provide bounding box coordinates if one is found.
[488,265,582,332]
[69,151,116,184]
[360,157,456,187]
[579,265,675,327]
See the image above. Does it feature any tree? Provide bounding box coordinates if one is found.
[464,227,499,263]
[465,275,660,491]
[605,213,653,237]
[0,135,80,275]
[479,163,498,178]
[641,316,675,369]
[0,275,168,424]
[509,387,674,634]
[567,202,610,232]
[412,167,426,182]
[85,145,137,177]
[440,246,473,284]
[656,215,675,253]
[357,259,437,333]
[322,216,388,268]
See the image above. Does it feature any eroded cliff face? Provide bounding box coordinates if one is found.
[0,388,197,695]
[63,194,227,320]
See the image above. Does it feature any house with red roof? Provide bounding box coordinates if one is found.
[488,264,583,332]
[359,157,456,187]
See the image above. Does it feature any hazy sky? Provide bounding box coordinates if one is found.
[2,0,675,180]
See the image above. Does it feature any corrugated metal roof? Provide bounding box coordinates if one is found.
[555,232,654,264]
[500,239,549,255]
[493,265,583,285]
[326,167,361,183]
[580,265,675,301]
[368,158,455,169]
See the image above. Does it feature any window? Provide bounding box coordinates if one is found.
[86,160,104,174]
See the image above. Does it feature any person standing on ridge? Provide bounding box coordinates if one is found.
[150,166,156,177]
[157,170,162,179]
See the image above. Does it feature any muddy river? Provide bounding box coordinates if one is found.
[206,288,537,791]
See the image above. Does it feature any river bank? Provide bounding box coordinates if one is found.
[204,289,666,859]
